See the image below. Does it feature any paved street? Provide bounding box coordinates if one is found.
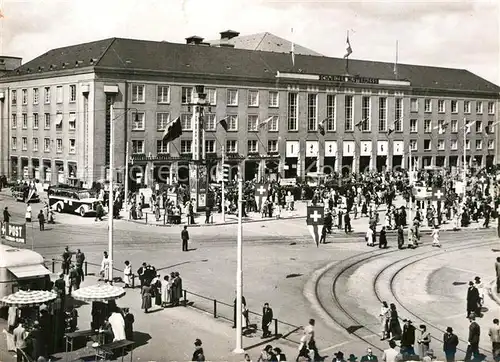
[1,189,499,361]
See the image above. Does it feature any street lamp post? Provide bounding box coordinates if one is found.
[233,177,244,354]
[108,103,115,284]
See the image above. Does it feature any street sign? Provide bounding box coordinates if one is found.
[0,222,26,244]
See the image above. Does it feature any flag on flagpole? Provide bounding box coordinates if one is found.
[162,117,182,142]
[318,124,325,136]
[393,40,399,78]
[258,116,274,129]
[344,33,352,58]
[355,119,364,131]
[387,128,394,136]
[217,116,228,131]
[290,28,295,67]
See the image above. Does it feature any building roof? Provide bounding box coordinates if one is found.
[4,37,500,94]
[208,32,322,56]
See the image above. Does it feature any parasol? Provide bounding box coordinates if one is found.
[71,284,125,302]
[1,290,57,308]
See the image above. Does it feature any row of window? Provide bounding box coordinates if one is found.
[12,85,77,106]
[413,98,495,114]
[11,112,75,130]
[409,139,494,151]
[11,137,76,153]
[411,119,496,134]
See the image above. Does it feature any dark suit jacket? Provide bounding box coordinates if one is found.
[54,278,66,294]
[468,322,480,344]
[401,324,416,347]
[443,332,459,352]
[360,355,378,362]
[467,287,480,309]
[262,307,273,324]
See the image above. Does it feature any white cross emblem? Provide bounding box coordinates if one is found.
[434,189,444,199]
[257,186,267,195]
[310,210,321,223]
[479,176,486,184]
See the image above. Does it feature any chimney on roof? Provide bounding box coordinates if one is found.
[220,30,240,41]
[186,36,204,45]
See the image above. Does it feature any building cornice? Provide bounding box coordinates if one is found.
[0,67,95,83]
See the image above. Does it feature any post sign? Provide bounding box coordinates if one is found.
[1,222,27,244]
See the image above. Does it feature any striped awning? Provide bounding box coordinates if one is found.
[1,290,57,307]
[71,284,125,302]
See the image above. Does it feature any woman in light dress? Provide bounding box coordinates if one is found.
[161,275,172,307]
[123,260,132,288]
[431,226,441,247]
[379,301,390,340]
[100,251,110,282]
[417,324,431,358]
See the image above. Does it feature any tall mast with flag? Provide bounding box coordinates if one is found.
[344,30,352,74]
[394,40,399,80]
[290,27,295,68]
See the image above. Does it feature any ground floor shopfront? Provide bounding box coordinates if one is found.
[9,156,81,187]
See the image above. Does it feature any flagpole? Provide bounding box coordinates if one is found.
[394,40,399,80]
[124,141,130,219]
[345,30,349,74]
[221,145,226,223]
[408,144,413,241]
[234,177,244,354]
[463,118,467,205]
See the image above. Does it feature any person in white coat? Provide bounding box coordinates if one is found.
[100,251,110,283]
[25,203,32,222]
[108,311,126,341]
[366,227,374,247]
[123,260,132,288]
[431,226,441,247]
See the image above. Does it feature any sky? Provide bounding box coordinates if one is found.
[0,0,498,85]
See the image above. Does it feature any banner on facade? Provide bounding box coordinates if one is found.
[324,141,337,157]
[255,183,270,212]
[343,141,355,157]
[280,178,296,186]
[0,222,26,244]
[377,141,388,156]
[306,206,324,247]
[360,141,372,156]
[306,141,319,157]
[393,141,404,156]
[286,141,300,157]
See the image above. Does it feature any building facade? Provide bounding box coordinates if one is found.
[0,34,499,188]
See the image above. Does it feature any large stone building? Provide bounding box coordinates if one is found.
[0,31,499,188]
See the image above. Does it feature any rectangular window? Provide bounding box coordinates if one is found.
[465,140,471,150]
[180,140,192,154]
[157,86,170,104]
[44,138,50,152]
[69,139,76,153]
[437,120,446,134]
[268,140,278,153]
[56,138,63,153]
[451,100,458,113]
[44,87,50,104]
[205,140,215,154]
[424,139,431,151]
[227,115,238,131]
[378,97,386,131]
[33,113,39,129]
[132,140,144,154]
[476,101,483,114]
[68,112,76,130]
[132,85,145,103]
[44,113,50,129]
[308,94,318,131]
[11,114,16,129]
[488,121,494,134]
[410,98,418,112]
[56,112,63,129]
[424,119,431,133]
[226,140,238,153]
[157,139,169,154]
[181,87,193,104]
[326,95,336,131]
[33,138,38,152]
[451,139,458,150]
[248,90,259,107]
[11,137,16,150]
[438,100,445,113]
[488,139,494,149]
[268,115,279,132]
[22,114,28,129]
[11,90,17,105]
[464,100,471,113]
[451,119,458,133]
[181,113,192,130]
[361,96,370,131]
[410,119,417,133]
[409,139,417,151]
[156,112,170,130]
[269,91,279,108]
[22,89,27,105]
[395,98,403,132]
[56,86,63,103]
[424,99,431,112]
[206,88,216,105]
[476,140,482,150]
[476,121,482,133]
[488,102,495,114]
[33,88,39,105]
[69,85,76,102]
[205,114,216,131]
[227,89,238,106]
[247,140,258,153]
[132,112,145,130]
[247,115,258,132]
[345,95,354,131]
[287,93,298,131]
[437,140,445,150]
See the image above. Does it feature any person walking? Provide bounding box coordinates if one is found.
[417,324,431,359]
[37,210,45,231]
[466,281,480,318]
[397,225,404,249]
[379,301,390,340]
[379,226,387,249]
[443,327,459,362]
[488,318,500,361]
[401,319,416,357]
[123,261,132,288]
[25,203,32,223]
[261,302,273,338]
[62,246,72,275]
[181,225,189,252]
[388,303,402,340]
[431,226,441,247]
[3,206,11,222]
[382,340,399,362]
[100,251,110,283]
[75,249,85,282]
[192,338,205,361]
[141,283,152,313]
[464,313,481,362]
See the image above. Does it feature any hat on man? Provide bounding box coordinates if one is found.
[469,281,474,286]
[446,327,453,333]
[348,354,358,361]
[194,339,202,346]
[335,351,344,359]
[474,276,481,281]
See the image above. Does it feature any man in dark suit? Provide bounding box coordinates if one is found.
[261,303,273,338]
[360,348,378,362]
[401,319,416,356]
[467,281,480,318]
[465,314,481,362]
[181,225,189,252]
[443,326,459,362]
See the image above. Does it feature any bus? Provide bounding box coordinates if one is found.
[48,186,100,217]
